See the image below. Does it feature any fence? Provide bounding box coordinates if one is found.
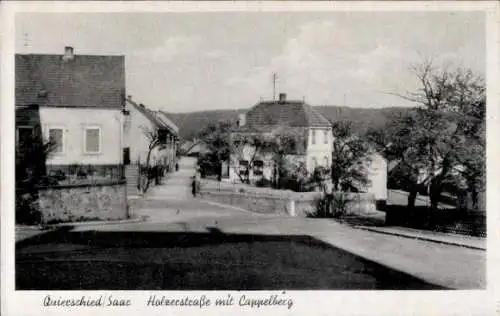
[45,164,125,186]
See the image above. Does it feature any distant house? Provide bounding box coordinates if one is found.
[124,97,179,197]
[229,93,333,184]
[355,152,388,205]
[180,138,211,157]
[124,98,178,167]
[15,46,126,181]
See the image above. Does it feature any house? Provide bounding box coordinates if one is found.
[180,138,211,157]
[15,46,126,182]
[355,152,388,205]
[123,97,179,196]
[228,93,333,184]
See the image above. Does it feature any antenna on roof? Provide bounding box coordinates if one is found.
[272,72,278,101]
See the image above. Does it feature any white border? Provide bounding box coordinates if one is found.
[2,2,499,316]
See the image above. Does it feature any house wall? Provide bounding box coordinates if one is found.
[306,127,333,173]
[125,104,178,167]
[228,144,275,183]
[39,107,122,165]
[125,104,157,164]
[360,153,388,201]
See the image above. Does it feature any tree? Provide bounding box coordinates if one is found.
[195,120,233,180]
[371,61,486,210]
[330,121,372,192]
[230,129,276,184]
[267,125,308,189]
[137,127,167,194]
[16,128,56,224]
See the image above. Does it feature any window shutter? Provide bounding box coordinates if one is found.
[85,128,100,153]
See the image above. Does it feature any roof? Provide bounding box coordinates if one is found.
[126,98,178,136]
[241,100,331,129]
[16,53,125,109]
[157,111,180,135]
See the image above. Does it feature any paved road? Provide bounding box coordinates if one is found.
[16,157,485,290]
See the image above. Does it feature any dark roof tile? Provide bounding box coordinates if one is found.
[244,100,331,128]
[16,54,125,109]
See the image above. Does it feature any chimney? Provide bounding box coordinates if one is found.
[63,46,74,61]
[238,113,246,127]
[279,93,287,103]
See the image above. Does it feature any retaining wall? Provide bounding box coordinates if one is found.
[37,181,128,223]
[199,181,377,217]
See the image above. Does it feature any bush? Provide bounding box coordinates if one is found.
[308,193,348,219]
[16,191,44,225]
[256,177,272,187]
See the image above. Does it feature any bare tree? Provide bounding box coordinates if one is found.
[330,121,372,192]
[267,125,308,189]
[377,60,486,210]
[137,127,166,194]
[230,129,276,184]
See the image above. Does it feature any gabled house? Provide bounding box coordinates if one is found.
[15,46,126,182]
[353,152,388,205]
[229,93,333,184]
[180,138,211,157]
[123,97,179,197]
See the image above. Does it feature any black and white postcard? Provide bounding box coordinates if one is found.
[1,1,499,315]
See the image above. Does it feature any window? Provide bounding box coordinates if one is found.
[324,130,328,144]
[84,127,101,153]
[239,160,249,180]
[158,129,167,144]
[312,130,316,145]
[323,156,329,167]
[312,157,318,169]
[253,160,264,176]
[49,128,64,153]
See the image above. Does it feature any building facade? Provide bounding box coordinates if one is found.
[228,93,333,184]
[123,97,179,197]
[15,47,126,182]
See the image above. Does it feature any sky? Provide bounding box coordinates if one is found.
[15,11,485,113]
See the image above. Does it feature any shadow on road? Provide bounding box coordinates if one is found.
[16,226,447,291]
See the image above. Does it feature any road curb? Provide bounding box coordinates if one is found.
[197,198,254,214]
[41,217,146,229]
[355,226,486,251]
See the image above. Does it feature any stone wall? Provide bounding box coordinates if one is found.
[199,183,377,218]
[37,181,128,223]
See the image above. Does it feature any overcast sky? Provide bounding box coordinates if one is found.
[15,12,485,113]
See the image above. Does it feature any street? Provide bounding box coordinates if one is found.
[16,158,485,290]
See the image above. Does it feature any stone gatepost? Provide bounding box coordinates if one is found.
[288,199,296,217]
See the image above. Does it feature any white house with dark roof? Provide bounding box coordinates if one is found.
[227,93,388,203]
[123,97,179,197]
[228,93,333,184]
[15,46,126,180]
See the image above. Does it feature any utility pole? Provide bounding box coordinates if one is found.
[272,72,278,100]
[343,93,347,106]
